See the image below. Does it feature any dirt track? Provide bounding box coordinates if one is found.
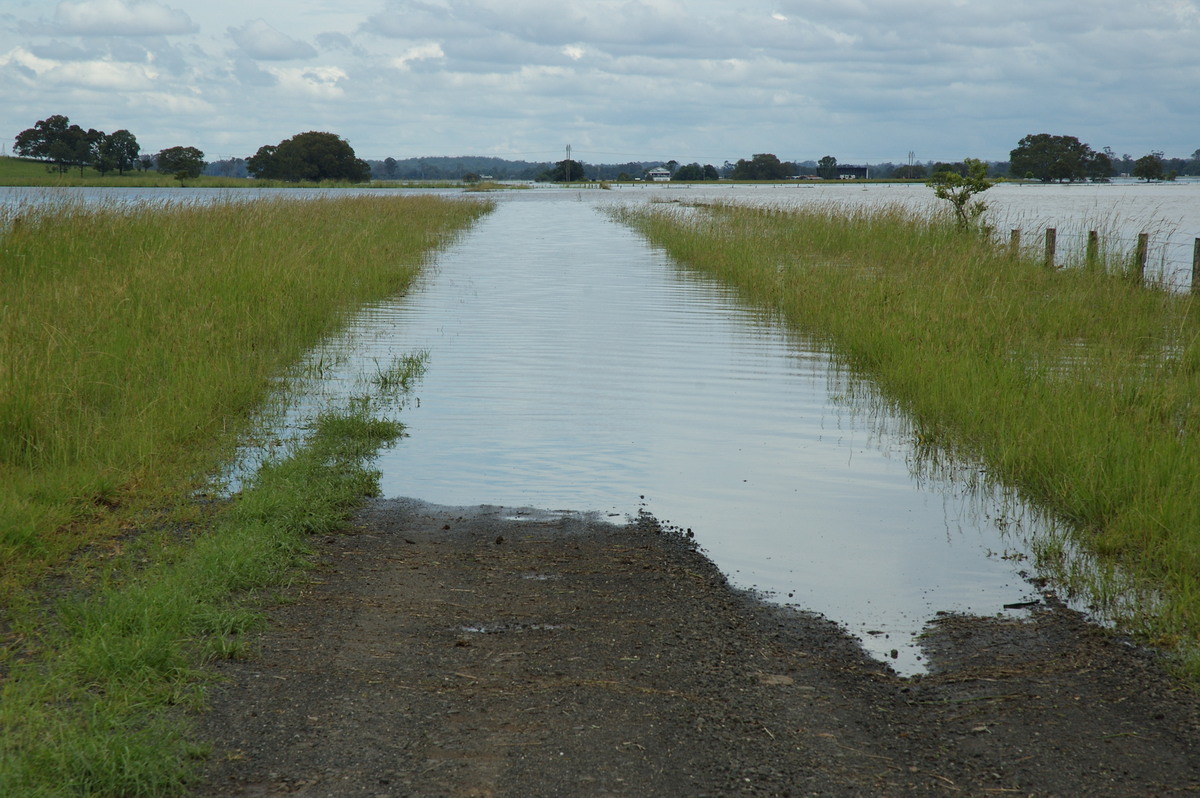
[193,498,1200,796]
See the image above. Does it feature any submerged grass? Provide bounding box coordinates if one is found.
[0,194,491,597]
[615,201,1200,674]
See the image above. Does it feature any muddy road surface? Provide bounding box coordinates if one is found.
[193,498,1200,796]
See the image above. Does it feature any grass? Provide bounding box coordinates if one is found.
[0,403,407,796]
[0,156,488,189]
[0,192,490,795]
[614,200,1200,675]
[0,194,492,599]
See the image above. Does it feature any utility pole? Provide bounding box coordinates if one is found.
[566,144,571,179]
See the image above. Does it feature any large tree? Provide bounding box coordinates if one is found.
[816,155,838,179]
[156,146,206,183]
[1009,134,1103,183]
[1133,153,1165,182]
[731,153,792,180]
[97,129,141,176]
[13,114,71,160]
[246,131,371,183]
[546,158,585,182]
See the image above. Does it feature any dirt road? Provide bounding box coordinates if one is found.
[193,498,1200,796]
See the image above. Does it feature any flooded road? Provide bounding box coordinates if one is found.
[275,189,1049,674]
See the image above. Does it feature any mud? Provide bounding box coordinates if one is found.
[192,498,1200,796]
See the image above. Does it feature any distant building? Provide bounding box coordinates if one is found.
[836,165,870,179]
[647,166,672,182]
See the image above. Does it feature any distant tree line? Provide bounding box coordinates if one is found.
[13,114,208,182]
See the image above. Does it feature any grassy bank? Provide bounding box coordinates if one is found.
[0,194,491,598]
[615,201,1200,673]
[0,192,488,794]
[0,403,407,796]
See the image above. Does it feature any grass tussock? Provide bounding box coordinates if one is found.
[615,201,1200,673]
[0,194,492,597]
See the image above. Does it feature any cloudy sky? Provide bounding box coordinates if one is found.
[2,0,1198,166]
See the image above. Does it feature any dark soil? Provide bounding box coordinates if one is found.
[192,498,1200,797]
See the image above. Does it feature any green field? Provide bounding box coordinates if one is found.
[616,200,1200,676]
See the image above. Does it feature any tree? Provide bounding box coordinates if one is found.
[97,129,140,176]
[1009,134,1098,183]
[817,155,838,180]
[927,158,994,230]
[13,114,71,160]
[672,163,705,181]
[245,132,371,183]
[1133,153,1165,182]
[547,159,585,182]
[892,164,927,179]
[731,153,791,180]
[156,146,206,183]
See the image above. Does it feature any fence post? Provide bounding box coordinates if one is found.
[1134,233,1149,284]
[1009,229,1020,254]
[1193,238,1200,294]
[1044,228,1057,269]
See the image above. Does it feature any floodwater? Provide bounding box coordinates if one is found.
[247,188,1063,675]
[9,180,1196,673]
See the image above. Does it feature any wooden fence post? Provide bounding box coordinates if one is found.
[1135,233,1149,284]
[1193,238,1200,294]
[1044,228,1057,268]
[1087,230,1099,270]
[1009,229,1020,253]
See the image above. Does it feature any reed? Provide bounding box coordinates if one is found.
[616,201,1200,674]
[0,194,492,596]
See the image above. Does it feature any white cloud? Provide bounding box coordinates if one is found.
[391,42,445,69]
[1,45,157,90]
[53,0,197,37]
[265,64,348,98]
[229,19,317,60]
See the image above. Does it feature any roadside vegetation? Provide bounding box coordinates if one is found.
[0,193,489,793]
[1,194,489,595]
[615,201,1200,676]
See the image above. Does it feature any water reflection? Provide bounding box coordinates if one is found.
[225,191,1062,675]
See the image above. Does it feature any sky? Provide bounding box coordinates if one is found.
[2,0,1198,166]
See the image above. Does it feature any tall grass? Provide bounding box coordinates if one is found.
[0,194,492,596]
[615,201,1200,673]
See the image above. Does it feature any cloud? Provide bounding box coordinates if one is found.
[53,0,197,37]
[229,19,317,60]
[391,42,444,69]
[1,45,157,90]
[265,65,348,98]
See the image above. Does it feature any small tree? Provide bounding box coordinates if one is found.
[927,157,993,230]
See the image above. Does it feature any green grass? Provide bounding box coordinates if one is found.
[0,404,406,796]
[615,200,1200,674]
[0,192,490,795]
[0,156,487,188]
[0,194,492,598]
